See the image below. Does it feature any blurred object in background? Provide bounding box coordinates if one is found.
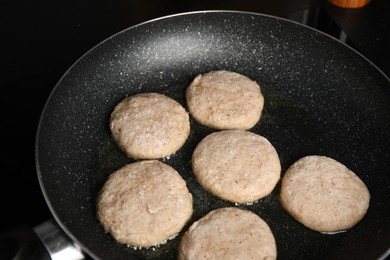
[328,0,371,8]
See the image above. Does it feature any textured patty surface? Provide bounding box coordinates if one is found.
[96,160,193,247]
[280,155,370,232]
[186,70,264,130]
[110,92,190,159]
[177,207,277,260]
[192,130,281,204]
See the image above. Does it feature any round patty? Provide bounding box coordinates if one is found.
[280,155,370,232]
[192,130,281,204]
[109,92,190,159]
[177,207,277,260]
[96,160,193,247]
[186,70,264,130]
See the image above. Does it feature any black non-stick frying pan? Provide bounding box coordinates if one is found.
[35,10,390,259]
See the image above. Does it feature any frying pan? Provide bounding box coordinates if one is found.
[35,10,390,259]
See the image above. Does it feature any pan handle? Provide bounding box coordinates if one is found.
[0,219,85,260]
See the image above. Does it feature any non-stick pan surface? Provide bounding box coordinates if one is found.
[36,11,390,259]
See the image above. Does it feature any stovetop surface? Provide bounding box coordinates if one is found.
[1,0,388,254]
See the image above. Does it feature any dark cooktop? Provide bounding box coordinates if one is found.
[0,0,388,257]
